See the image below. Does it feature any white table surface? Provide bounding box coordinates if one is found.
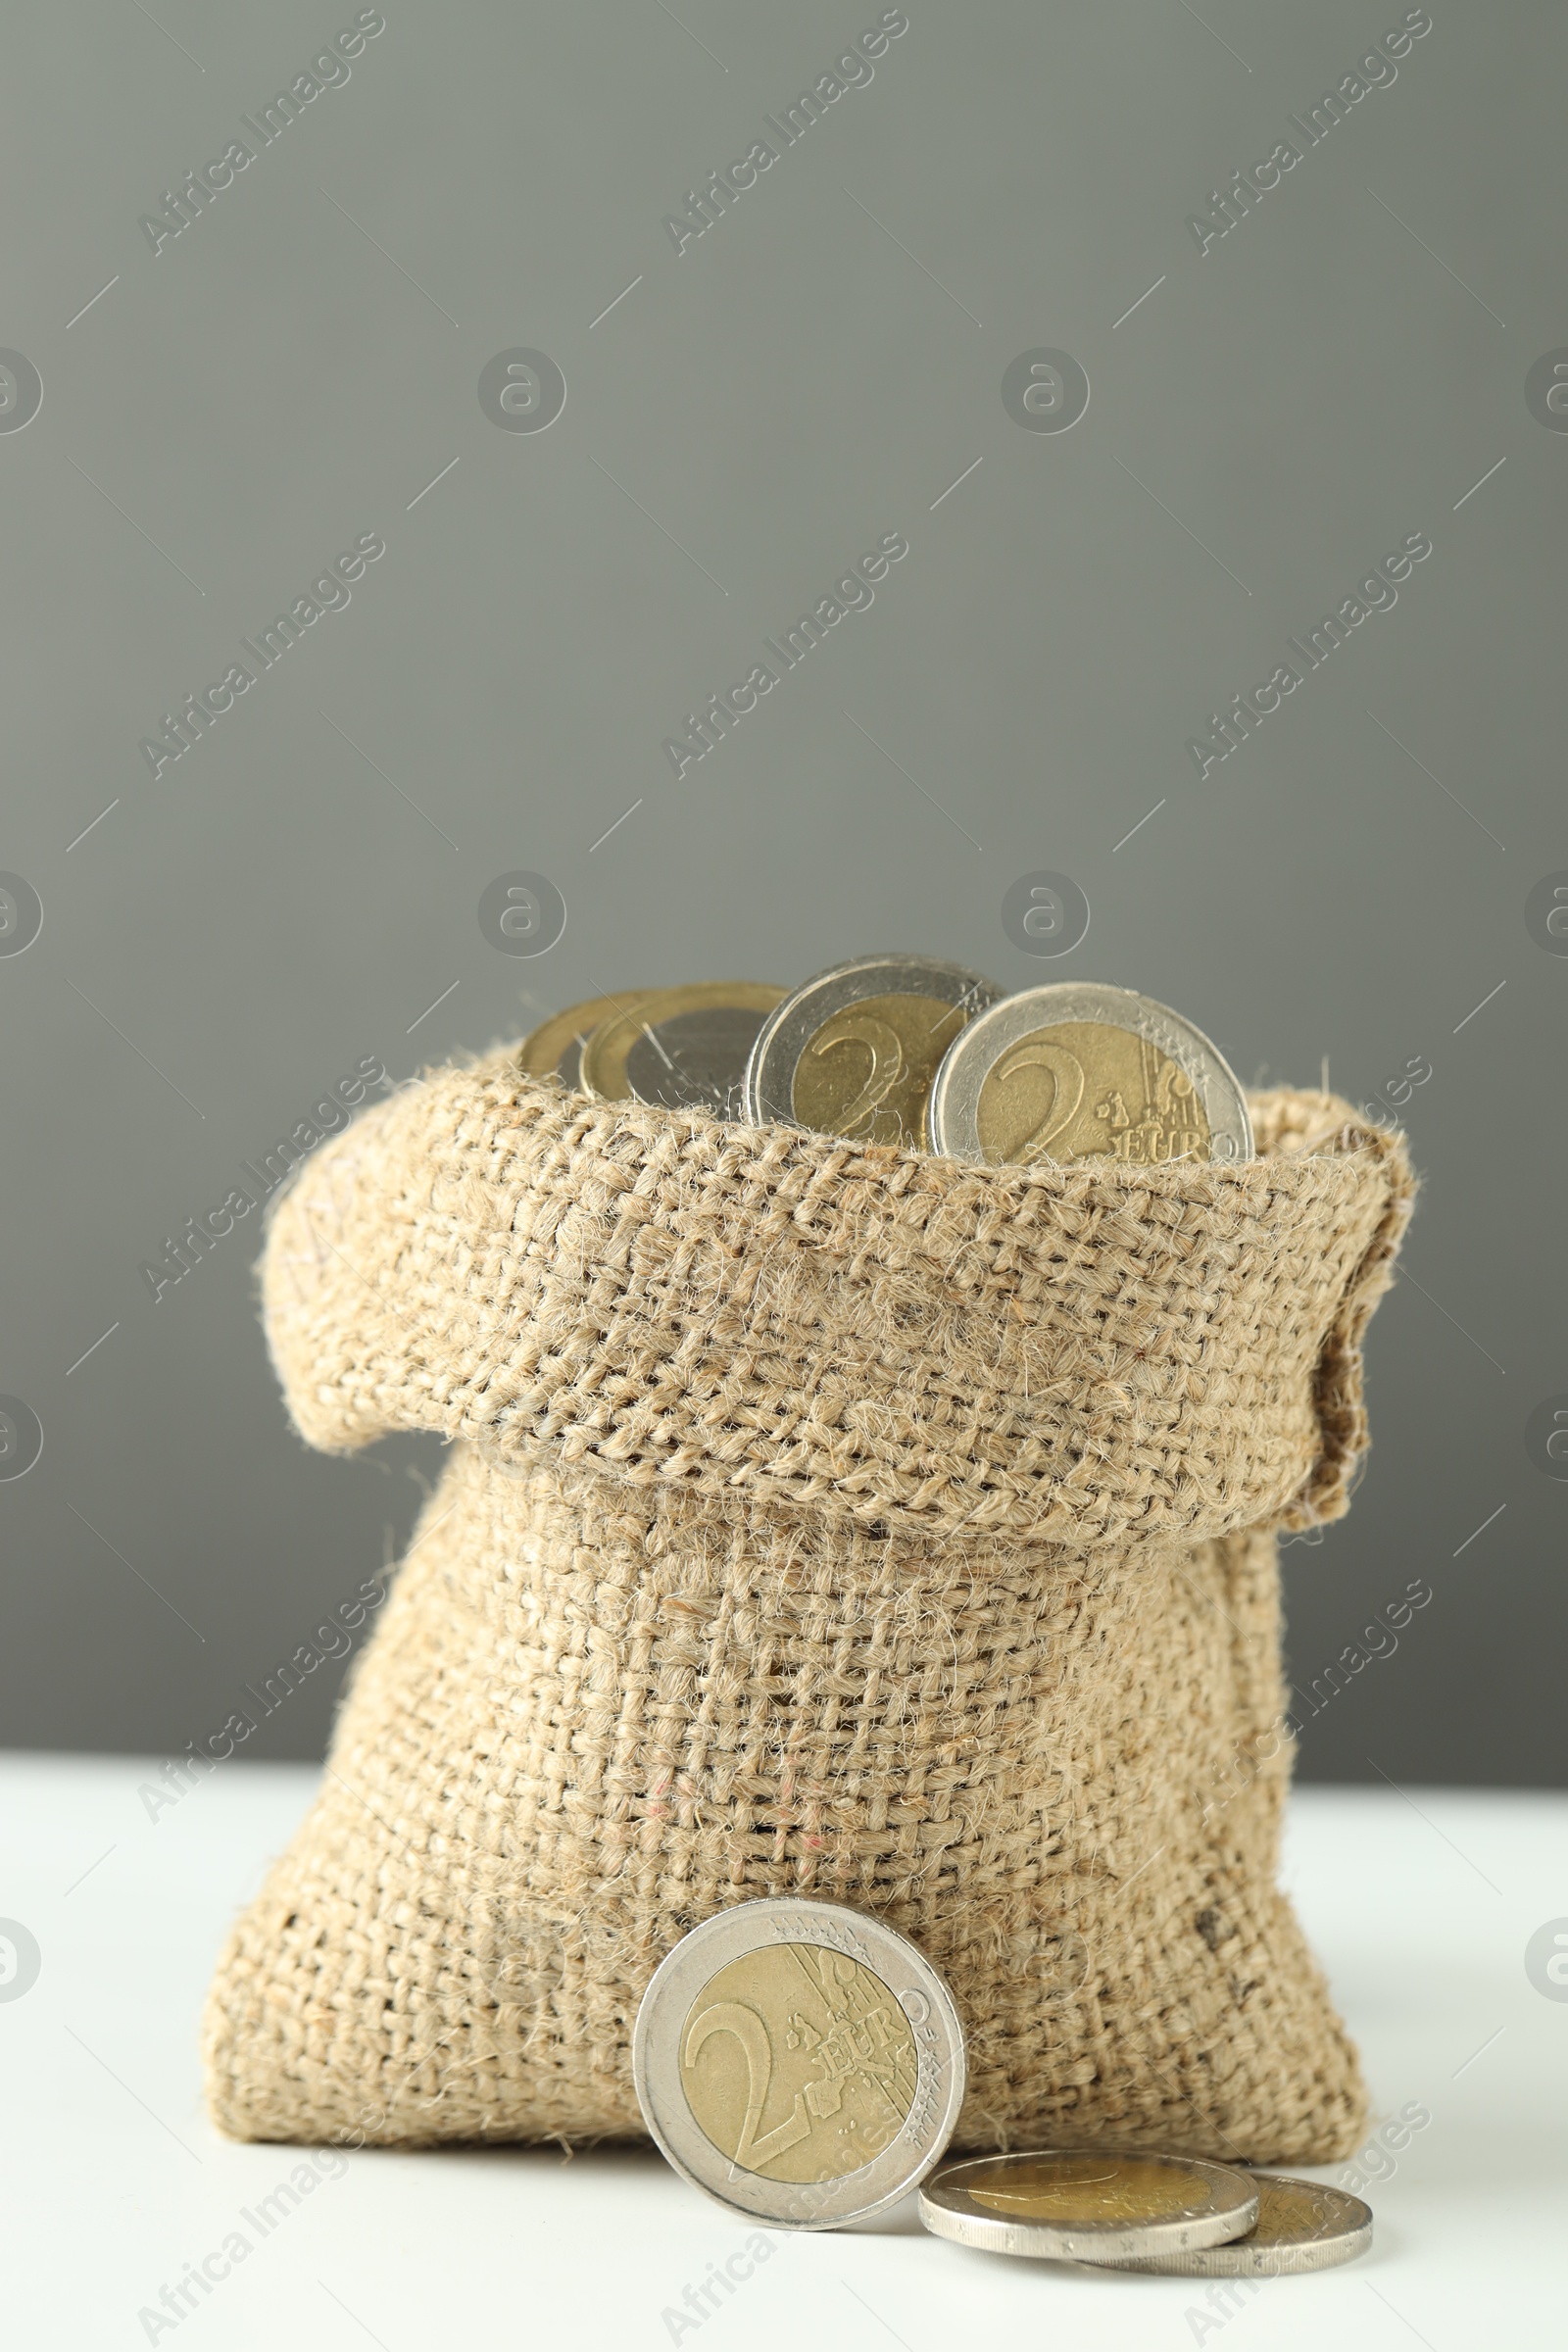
[2,1757,1561,2349]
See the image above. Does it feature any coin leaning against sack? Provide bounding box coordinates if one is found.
[631,1895,967,2230]
[631,1895,1372,2267]
[521,960,1252,1162]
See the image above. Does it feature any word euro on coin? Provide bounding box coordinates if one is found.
[1098,2174,1373,2276]
[519,993,655,1091]
[632,1896,966,2230]
[745,955,1002,1148]
[918,2149,1258,2262]
[580,982,784,1110]
[928,981,1252,1167]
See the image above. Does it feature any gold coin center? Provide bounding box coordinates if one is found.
[790,993,967,1148]
[1249,2176,1344,2243]
[974,1020,1211,1167]
[964,2153,1218,2222]
[680,1942,919,2182]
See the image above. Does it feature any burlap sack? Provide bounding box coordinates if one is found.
[203,1048,1413,2162]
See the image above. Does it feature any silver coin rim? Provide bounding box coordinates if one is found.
[926,982,1253,1167]
[1093,2176,1373,2276]
[917,2147,1259,2260]
[631,1895,967,2231]
[580,981,782,1104]
[744,955,1003,1131]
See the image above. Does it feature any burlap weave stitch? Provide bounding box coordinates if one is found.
[202,1050,1415,2161]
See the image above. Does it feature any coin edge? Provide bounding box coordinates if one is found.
[518,994,654,1086]
[1090,2178,1374,2275]
[916,2148,1260,2261]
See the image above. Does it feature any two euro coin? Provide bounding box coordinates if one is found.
[927,981,1252,1167]
[632,1896,966,2230]
[745,955,1002,1150]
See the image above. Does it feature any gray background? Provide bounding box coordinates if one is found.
[1,0,1561,1784]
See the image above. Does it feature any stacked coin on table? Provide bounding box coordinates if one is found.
[917,2148,1259,2261]
[917,2149,1372,2272]
[520,956,1252,1165]
[1094,2172,1375,2274]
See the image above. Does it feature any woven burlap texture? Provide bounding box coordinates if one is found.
[203,1050,1414,2161]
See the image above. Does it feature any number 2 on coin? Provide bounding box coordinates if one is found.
[810,1014,905,1139]
[997,1042,1085,1161]
[683,2000,811,2170]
